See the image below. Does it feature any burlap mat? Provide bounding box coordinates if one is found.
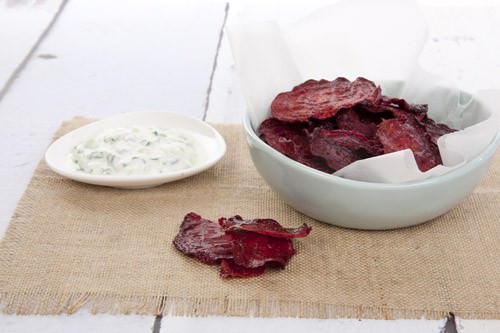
[0,117,499,319]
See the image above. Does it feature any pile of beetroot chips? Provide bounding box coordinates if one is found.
[260,77,456,173]
[173,212,311,278]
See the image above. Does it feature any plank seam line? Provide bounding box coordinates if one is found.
[152,315,162,333]
[0,0,70,104]
[202,2,230,121]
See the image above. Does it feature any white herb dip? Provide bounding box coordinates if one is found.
[71,126,204,176]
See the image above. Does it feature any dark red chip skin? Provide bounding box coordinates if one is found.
[227,230,296,269]
[310,128,384,171]
[219,215,311,239]
[413,113,457,145]
[259,117,334,173]
[260,77,457,174]
[271,77,381,122]
[376,116,442,172]
[173,212,233,265]
[335,107,380,139]
[173,213,312,279]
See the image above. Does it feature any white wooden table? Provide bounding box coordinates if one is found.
[1,0,499,332]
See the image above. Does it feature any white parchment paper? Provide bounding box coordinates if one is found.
[227,0,500,183]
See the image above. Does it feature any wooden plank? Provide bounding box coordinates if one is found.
[0,0,227,237]
[0,0,65,98]
[0,1,226,331]
[1,311,154,333]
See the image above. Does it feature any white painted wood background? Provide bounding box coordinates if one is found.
[1,0,499,332]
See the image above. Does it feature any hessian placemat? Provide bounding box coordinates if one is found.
[0,117,499,319]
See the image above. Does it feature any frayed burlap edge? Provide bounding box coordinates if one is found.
[1,292,498,320]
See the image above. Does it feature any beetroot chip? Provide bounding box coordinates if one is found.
[260,77,456,174]
[413,113,457,145]
[219,215,311,239]
[220,259,266,279]
[271,77,381,122]
[422,120,456,145]
[335,107,380,139]
[379,96,412,112]
[361,96,426,119]
[376,116,442,172]
[173,212,233,265]
[310,128,384,171]
[362,97,455,145]
[227,230,296,269]
[258,117,308,158]
[259,117,334,173]
[173,213,312,279]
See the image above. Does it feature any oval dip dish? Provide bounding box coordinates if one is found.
[45,112,226,189]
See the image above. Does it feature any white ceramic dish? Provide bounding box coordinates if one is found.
[243,112,499,230]
[45,112,226,189]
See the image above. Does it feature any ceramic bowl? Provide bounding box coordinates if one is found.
[242,112,499,230]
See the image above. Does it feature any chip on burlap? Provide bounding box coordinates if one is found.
[0,117,499,319]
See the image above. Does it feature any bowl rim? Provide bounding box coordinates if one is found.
[243,112,500,190]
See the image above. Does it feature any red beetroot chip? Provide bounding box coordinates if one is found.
[413,113,457,145]
[379,96,412,111]
[219,215,312,239]
[271,77,382,122]
[376,116,442,172]
[360,96,426,119]
[220,259,266,279]
[422,120,456,145]
[310,128,384,171]
[173,212,233,265]
[259,77,457,174]
[174,213,311,279]
[259,117,334,173]
[335,107,381,139]
[227,230,296,269]
[258,117,308,158]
